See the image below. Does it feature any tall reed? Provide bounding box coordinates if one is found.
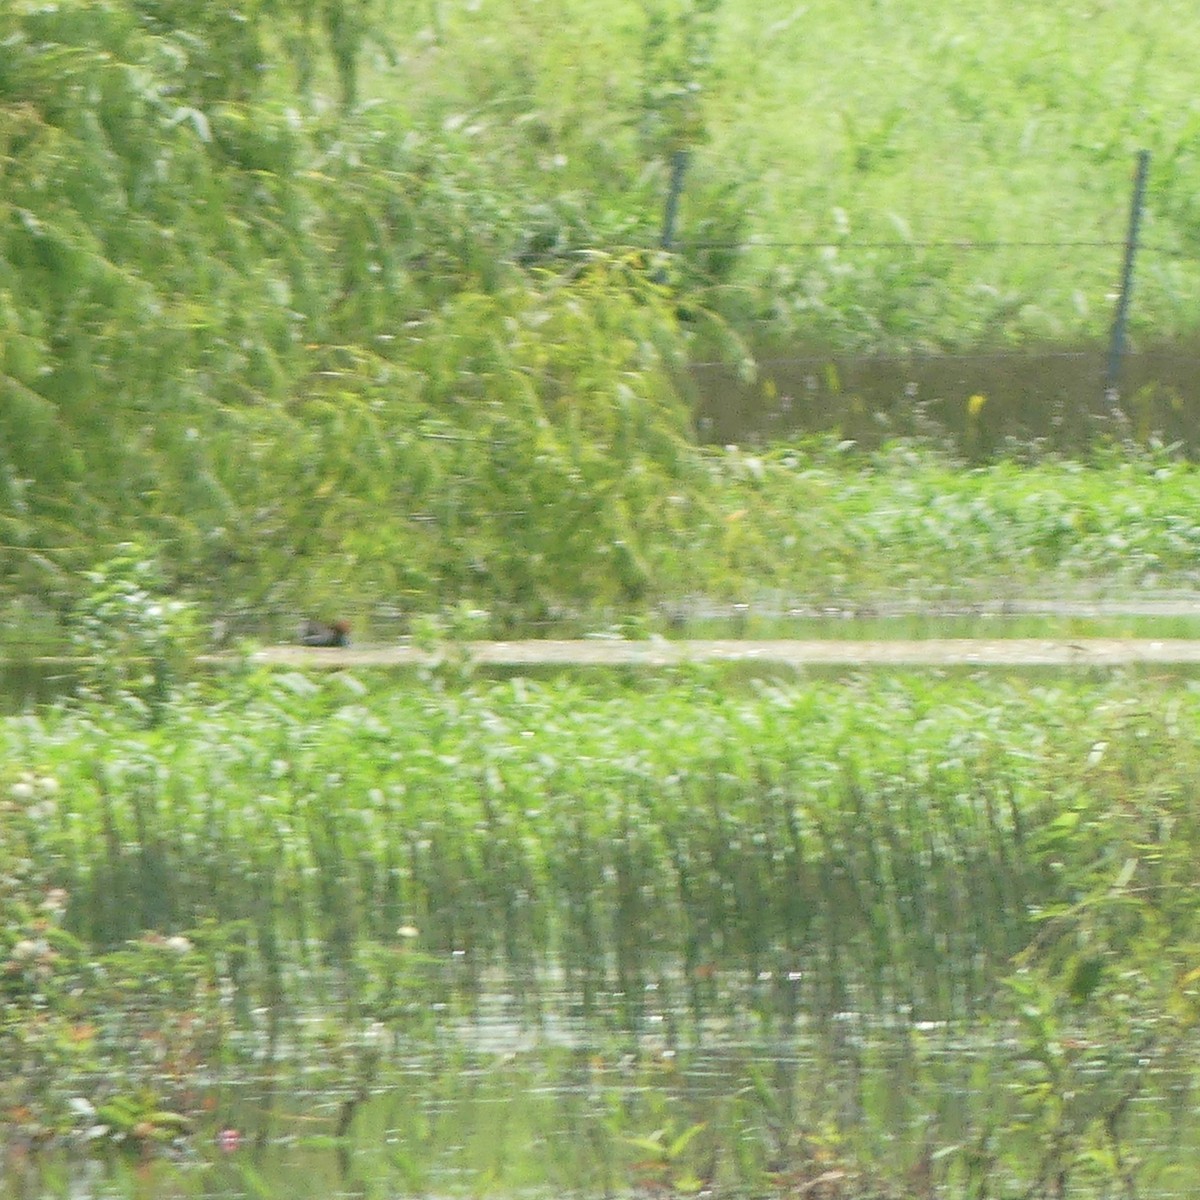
[1,669,1176,1027]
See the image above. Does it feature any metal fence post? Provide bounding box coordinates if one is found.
[660,149,690,251]
[1104,149,1150,404]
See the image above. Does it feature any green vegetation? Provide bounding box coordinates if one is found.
[4,662,1189,1027]
[5,665,1200,1195]
[11,437,1200,637]
[7,6,1200,1195]
[4,0,1200,627]
[1,669,1051,1020]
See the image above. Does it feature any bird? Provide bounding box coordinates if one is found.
[298,619,351,647]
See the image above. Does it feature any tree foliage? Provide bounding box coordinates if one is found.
[0,0,707,627]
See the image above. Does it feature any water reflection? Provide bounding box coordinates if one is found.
[692,340,1200,455]
[5,1009,1197,1200]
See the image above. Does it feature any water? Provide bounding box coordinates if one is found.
[692,339,1200,454]
[5,1007,1197,1199]
[653,599,1200,642]
[2,1032,1190,1200]
[9,603,1200,712]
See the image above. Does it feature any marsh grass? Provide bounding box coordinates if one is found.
[15,436,1200,644]
[8,667,1200,1197]
[2,667,1188,1034]
[637,440,1200,609]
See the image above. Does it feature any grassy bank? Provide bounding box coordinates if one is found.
[9,442,1200,646]
[406,0,1200,348]
[6,2,1200,628]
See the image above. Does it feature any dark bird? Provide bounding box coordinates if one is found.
[299,619,351,647]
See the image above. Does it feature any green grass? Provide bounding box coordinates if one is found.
[7,665,1200,1194]
[2,666,1193,1024]
[7,1,1200,627]
[369,0,1200,348]
[12,438,1200,641]
[669,442,1200,605]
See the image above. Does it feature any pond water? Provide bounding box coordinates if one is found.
[5,593,1200,1196]
[692,339,1200,454]
[651,601,1200,642]
[5,1002,1198,1200]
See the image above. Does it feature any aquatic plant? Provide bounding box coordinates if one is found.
[6,666,1200,1194]
[1,667,1188,1032]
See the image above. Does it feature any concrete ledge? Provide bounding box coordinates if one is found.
[200,638,1200,669]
